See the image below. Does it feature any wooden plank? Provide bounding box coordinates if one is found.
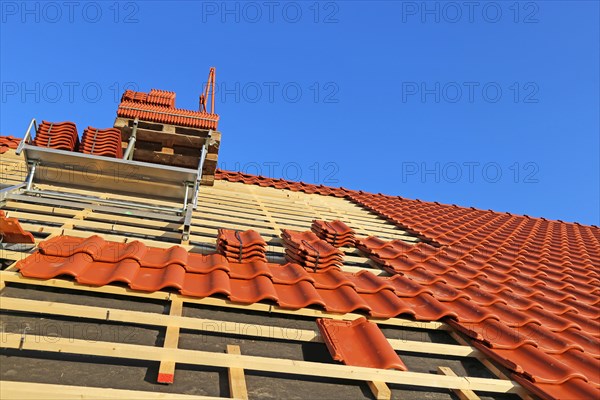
[437,367,480,400]
[226,345,249,400]
[1,333,521,393]
[157,298,183,384]
[367,381,391,400]
[0,381,225,400]
[0,297,477,355]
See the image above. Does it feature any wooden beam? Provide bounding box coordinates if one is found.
[0,380,225,400]
[226,345,249,400]
[367,381,391,400]
[437,367,480,400]
[0,297,475,357]
[157,298,183,384]
[0,333,521,393]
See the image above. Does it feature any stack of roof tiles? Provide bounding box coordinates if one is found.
[281,229,344,269]
[0,135,20,153]
[117,89,218,130]
[80,126,123,158]
[121,89,176,108]
[0,210,34,244]
[33,121,79,151]
[312,220,356,247]
[216,229,267,262]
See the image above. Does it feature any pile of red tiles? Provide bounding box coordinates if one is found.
[317,317,407,370]
[33,121,79,151]
[80,126,123,158]
[121,89,176,108]
[281,229,344,269]
[0,135,20,154]
[117,89,218,130]
[211,170,600,400]
[312,220,356,247]
[216,229,267,262]
[0,210,34,244]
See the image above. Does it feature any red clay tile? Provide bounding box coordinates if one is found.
[180,270,231,297]
[268,263,314,284]
[0,211,35,243]
[274,281,326,310]
[229,276,278,304]
[317,317,407,370]
[511,374,600,400]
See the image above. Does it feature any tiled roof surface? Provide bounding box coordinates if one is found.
[317,317,408,370]
[0,135,20,153]
[213,170,600,400]
[117,89,219,130]
[0,210,35,244]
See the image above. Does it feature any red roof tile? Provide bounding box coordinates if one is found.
[216,229,267,262]
[282,229,344,269]
[0,210,35,244]
[33,121,79,151]
[0,135,20,153]
[212,170,600,400]
[317,317,407,370]
[80,126,123,158]
[117,98,219,130]
[311,220,356,247]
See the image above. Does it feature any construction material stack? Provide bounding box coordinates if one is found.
[114,67,220,185]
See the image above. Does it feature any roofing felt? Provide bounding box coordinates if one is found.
[214,170,600,400]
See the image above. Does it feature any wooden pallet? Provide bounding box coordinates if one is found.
[114,117,220,186]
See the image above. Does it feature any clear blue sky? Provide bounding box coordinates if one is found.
[1,1,598,225]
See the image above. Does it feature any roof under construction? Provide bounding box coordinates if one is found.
[0,70,598,400]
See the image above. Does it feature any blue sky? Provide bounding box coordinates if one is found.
[1,1,598,225]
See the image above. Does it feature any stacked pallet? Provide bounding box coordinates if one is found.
[281,229,343,269]
[80,127,123,158]
[34,121,79,151]
[217,229,267,262]
[114,117,220,185]
[312,220,356,247]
